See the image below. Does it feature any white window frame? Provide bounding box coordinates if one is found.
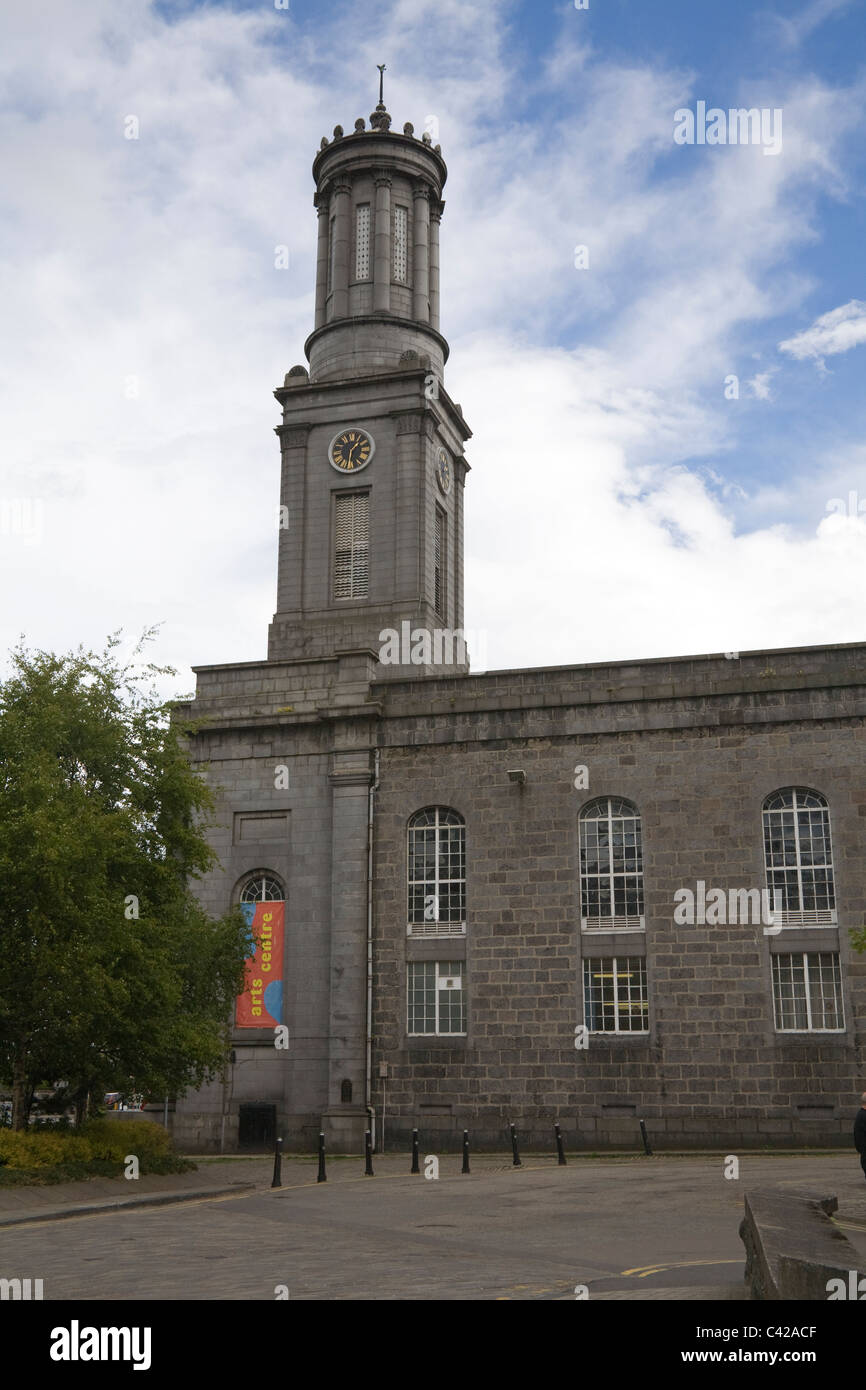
[407,960,466,1036]
[583,956,649,1035]
[579,797,645,932]
[771,952,845,1033]
[239,875,284,903]
[407,807,466,938]
[762,788,837,929]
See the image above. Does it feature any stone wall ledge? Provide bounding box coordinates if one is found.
[740,1188,865,1300]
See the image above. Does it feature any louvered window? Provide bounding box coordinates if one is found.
[394,206,407,282]
[333,492,369,599]
[355,204,370,280]
[434,506,446,617]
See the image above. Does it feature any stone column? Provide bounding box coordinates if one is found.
[412,182,430,323]
[395,411,424,603]
[321,749,373,1151]
[373,169,392,314]
[331,180,351,320]
[455,462,467,643]
[429,199,444,331]
[313,189,330,330]
[274,424,311,619]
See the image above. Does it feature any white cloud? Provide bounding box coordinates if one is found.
[778,300,866,367]
[1,0,865,690]
[770,0,855,49]
[747,371,776,400]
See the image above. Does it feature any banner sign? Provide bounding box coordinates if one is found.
[235,901,284,1027]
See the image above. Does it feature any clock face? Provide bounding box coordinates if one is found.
[435,446,452,495]
[329,428,374,473]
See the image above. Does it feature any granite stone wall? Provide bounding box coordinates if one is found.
[172,644,866,1151]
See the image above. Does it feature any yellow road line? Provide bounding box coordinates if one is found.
[622,1259,742,1278]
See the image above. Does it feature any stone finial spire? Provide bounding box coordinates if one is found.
[370,63,391,130]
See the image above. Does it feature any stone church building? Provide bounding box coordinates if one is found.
[173,90,866,1154]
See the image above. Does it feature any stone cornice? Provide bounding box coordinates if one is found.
[328,768,375,787]
[274,422,314,447]
[272,365,472,444]
[303,314,449,367]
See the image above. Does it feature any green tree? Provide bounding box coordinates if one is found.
[0,634,248,1130]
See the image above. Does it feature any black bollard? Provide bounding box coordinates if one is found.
[554,1122,567,1166]
[317,1131,327,1182]
[411,1128,420,1174]
[364,1129,374,1176]
[461,1129,470,1174]
[509,1122,522,1167]
[271,1136,283,1189]
[639,1119,652,1156]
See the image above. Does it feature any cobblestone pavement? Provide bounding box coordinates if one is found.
[1,1152,864,1300]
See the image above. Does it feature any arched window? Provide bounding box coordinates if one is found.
[407,808,465,937]
[762,789,836,927]
[579,797,644,931]
[240,874,284,904]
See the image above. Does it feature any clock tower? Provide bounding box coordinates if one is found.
[268,81,472,678]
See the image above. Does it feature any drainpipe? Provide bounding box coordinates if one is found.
[366,747,380,1148]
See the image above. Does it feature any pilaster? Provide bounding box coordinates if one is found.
[331,180,352,320]
[322,751,374,1151]
[412,183,430,323]
[373,169,392,314]
[429,200,443,332]
[314,189,330,330]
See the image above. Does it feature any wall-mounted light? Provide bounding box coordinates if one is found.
[507,769,526,785]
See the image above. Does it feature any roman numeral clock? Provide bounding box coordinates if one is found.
[329,428,375,472]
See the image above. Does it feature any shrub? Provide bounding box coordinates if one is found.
[0,1130,92,1169]
[79,1119,175,1165]
[0,1118,191,1178]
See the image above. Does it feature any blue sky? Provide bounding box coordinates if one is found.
[1,0,865,684]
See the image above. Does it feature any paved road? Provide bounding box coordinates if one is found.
[2,1153,865,1300]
